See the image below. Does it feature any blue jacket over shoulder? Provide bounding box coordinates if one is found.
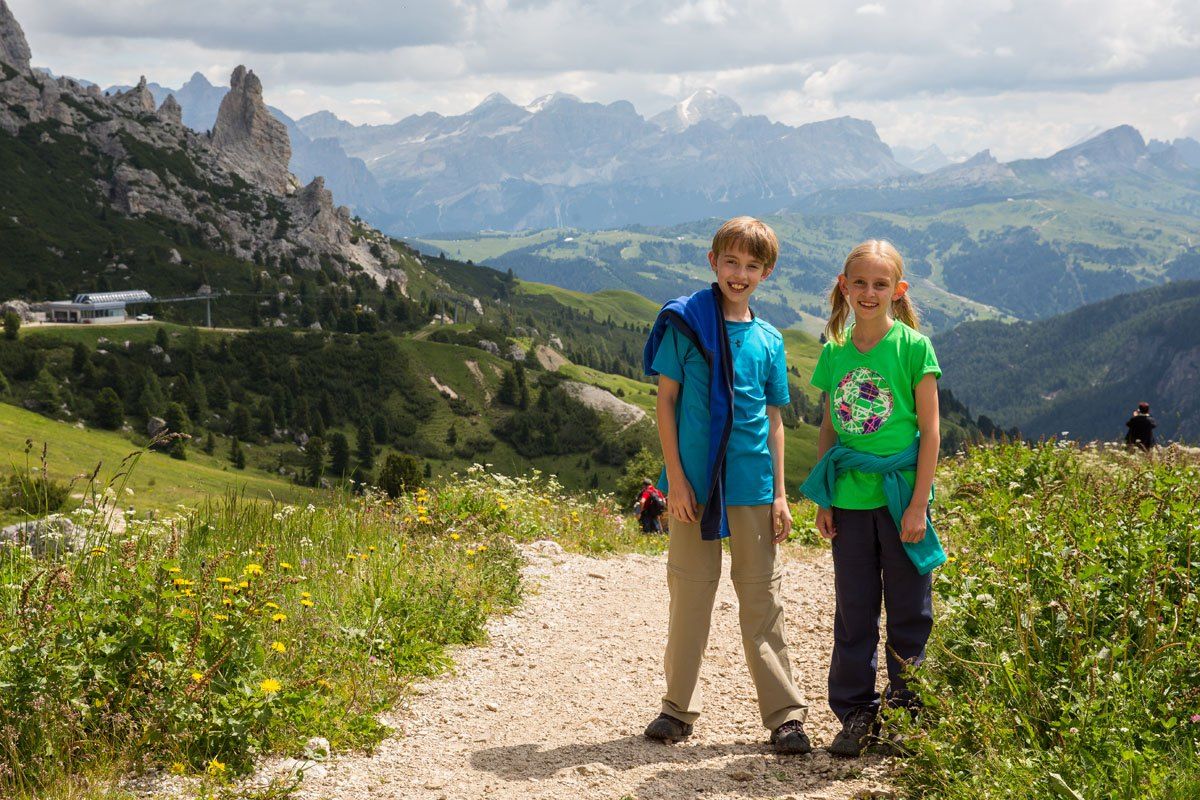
[643,284,734,540]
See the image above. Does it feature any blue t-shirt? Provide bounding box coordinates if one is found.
[651,319,790,505]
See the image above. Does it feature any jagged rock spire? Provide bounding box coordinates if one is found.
[113,75,156,114]
[211,65,293,195]
[0,0,33,72]
[158,94,182,126]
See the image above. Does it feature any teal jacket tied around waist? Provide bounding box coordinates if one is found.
[799,439,947,575]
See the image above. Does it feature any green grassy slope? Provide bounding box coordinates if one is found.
[0,402,314,524]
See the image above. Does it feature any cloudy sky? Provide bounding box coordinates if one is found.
[9,0,1200,160]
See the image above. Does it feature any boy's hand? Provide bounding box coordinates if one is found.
[815,507,837,540]
[667,474,698,523]
[900,504,927,543]
[771,497,792,544]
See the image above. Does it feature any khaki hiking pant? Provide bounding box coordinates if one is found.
[660,504,808,730]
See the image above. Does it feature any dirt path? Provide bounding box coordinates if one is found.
[284,542,896,800]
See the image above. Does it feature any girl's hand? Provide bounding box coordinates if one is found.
[815,506,837,540]
[667,474,698,523]
[771,497,792,544]
[900,504,927,543]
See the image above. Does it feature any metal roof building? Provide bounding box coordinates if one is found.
[43,290,153,323]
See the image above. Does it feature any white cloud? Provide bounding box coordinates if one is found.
[855,4,886,15]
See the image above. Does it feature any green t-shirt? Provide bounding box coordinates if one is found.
[652,319,790,505]
[809,321,941,509]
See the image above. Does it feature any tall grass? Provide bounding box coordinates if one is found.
[0,448,655,797]
[900,442,1200,799]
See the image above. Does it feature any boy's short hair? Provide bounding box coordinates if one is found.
[711,216,779,270]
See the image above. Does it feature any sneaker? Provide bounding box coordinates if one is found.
[769,719,813,754]
[827,706,878,757]
[643,713,693,743]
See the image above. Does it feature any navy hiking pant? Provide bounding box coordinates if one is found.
[828,506,933,722]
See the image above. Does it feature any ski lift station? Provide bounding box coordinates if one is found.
[42,290,153,323]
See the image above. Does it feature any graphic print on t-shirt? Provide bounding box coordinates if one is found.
[833,366,894,435]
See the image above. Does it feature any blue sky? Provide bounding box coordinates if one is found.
[9,0,1200,160]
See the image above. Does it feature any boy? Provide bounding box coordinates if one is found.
[641,216,810,753]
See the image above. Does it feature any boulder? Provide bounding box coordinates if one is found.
[0,516,92,557]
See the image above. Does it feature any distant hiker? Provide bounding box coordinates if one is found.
[636,478,666,533]
[800,239,947,757]
[1124,402,1157,450]
[642,216,811,754]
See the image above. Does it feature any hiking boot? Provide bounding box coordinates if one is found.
[643,713,693,743]
[769,719,813,754]
[828,706,878,757]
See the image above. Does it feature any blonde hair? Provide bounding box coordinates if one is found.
[824,239,920,345]
[711,216,779,270]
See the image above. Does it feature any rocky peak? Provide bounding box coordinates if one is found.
[0,0,32,73]
[113,76,156,115]
[181,71,214,91]
[651,88,742,132]
[211,65,293,195]
[158,94,182,126]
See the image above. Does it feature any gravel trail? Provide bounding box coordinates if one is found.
[283,541,897,800]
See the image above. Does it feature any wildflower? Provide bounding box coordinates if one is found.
[245,564,263,576]
[206,758,226,776]
[172,578,194,587]
[213,614,229,621]
[466,549,476,556]
[272,613,287,623]
[450,533,461,541]
[280,561,293,570]
[271,641,286,653]
[368,545,376,552]
[191,672,204,682]
[265,601,280,610]
[1192,714,1200,724]
[260,678,282,694]
[90,546,107,556]
[167,566,182,573]
[301,599,314,608]
[216,577,232,584]
[170,762,187,775]
[301,591,312,599]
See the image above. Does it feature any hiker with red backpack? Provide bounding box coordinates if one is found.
[636,478,667,533]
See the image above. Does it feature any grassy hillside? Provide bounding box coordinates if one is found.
[933,280,1200,443]
[0,401,314,525]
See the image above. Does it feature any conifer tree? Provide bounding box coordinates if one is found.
[328,432,350,477]
[304,436,326,487]
[93,387,124,430]
[230,436,246,470]
[356,421,375,469]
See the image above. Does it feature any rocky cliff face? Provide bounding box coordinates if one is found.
[0,6,399,283]
[211,66,294,196]
[0,0,31,73]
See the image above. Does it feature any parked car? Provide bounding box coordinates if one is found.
[135,313,154,321]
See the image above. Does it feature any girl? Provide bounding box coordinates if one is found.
[799,240,946,757]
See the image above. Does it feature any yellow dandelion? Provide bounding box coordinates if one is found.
[244,563,263,576]
[170,762,187,776]
[466,549,476,556]
[213,613,229,621]
[300,599,314,608]
[368,545,376,552]
[300,591,312,599]
[172,578,193,587]
[90,546,107,556]
[166,566,182,574]
[238,580,249,589]
[191,671,204,682]
[216,577,232,584]
[265,601,280,610]
[450,533,461,541]
[270,641,286,653]
[206,758,226,776]
[271,613,287,623]
[222,597,233,607]
[259,678,282,694]
[280,562,293,570]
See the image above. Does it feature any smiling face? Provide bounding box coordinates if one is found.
[709,243,773,305]
[838,256,908,323]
